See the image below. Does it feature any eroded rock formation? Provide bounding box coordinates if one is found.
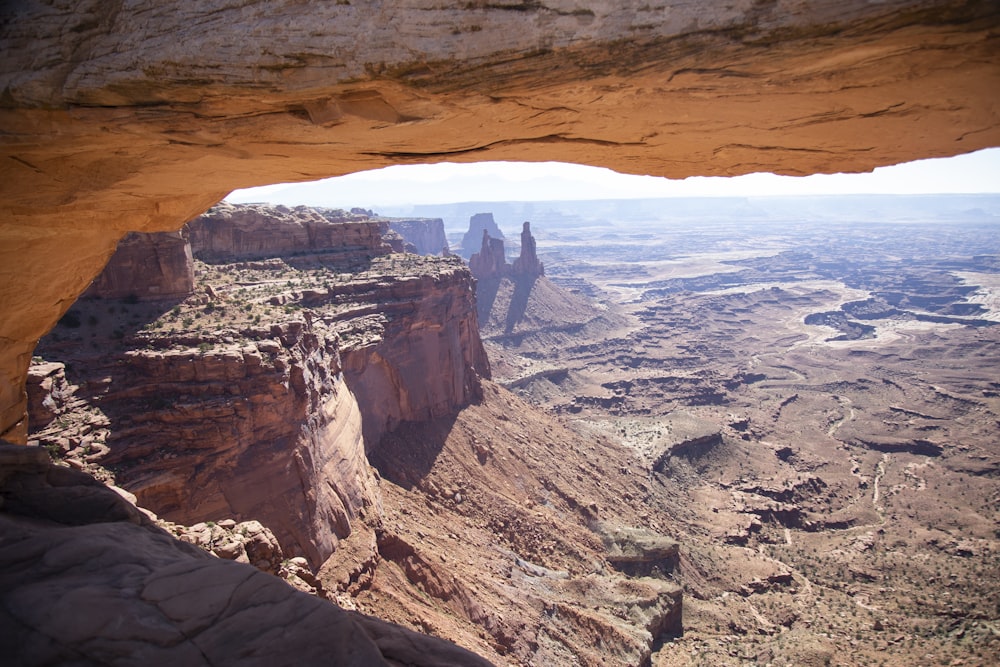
[511,222,544,278]
[469,229,509,282]
[337,264,490,446]
[84,232,194,301]
[2,1,999,440]
[461,213,506,259]
[0,444,493,667]
[383,217,448,256]
[29,203,488,567]
[33,316,378,569]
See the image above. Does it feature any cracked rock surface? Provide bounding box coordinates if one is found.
[0,444,493,667]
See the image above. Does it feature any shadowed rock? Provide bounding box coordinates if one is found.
[0,444,494,667]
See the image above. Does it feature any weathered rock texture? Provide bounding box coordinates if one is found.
[318,261,491,446]
[84,231,194,301]
[35,319,379,569]
[469,230,510,282]
[188,203,387,263]
[1,1,999,440]
[29,203,488,566]
[0,444,494,667]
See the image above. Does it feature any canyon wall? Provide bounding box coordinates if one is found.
[32,318,379,569]
[84,232,194,301]
[335,264,491,446]
[384,218,448,256]
[188,203,388,263]
[29,203,489,566]
[2,1,999,439]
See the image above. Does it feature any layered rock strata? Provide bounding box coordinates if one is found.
[29,203,489,566]
[33,317,378,569]
[332,263,490,446]
[3,2,1000,440]
[187,202,387,263]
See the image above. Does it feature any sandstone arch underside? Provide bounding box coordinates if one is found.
[1,0,998,441]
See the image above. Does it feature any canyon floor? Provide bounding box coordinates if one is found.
[477,212,1000,665]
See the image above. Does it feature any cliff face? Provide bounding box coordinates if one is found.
[335,264,490,446]
[2,2,999,440]
[384,218,448,256]
[84,231,194,301]
[188,202,388,264]
[31,319,378,568]
[29,203,488,566]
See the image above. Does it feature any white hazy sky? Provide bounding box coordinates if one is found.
[227,147,1000,208]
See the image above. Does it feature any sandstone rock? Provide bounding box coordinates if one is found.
[2,2,999,440]
[597,523,681,578]
[32,318,380,569]
[338,257,491,445]
[0,443,494,666]
[510,221,543,278]
[84,231,194,301]
[384,217,448,256]
[25,361,74,430]
[173,518,284,575]
[461,214,505,259]
[187,202,388,264]
[469,229,509,282]
[30,209,490,568]
[379,227,412,253]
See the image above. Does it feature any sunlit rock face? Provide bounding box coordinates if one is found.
[1,0,999,439]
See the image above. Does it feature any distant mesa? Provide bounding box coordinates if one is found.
[459,212,504,259]
[187,202,388,264]
[380,217,447,256]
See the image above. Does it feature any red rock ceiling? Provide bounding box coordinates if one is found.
[1,1,998,440]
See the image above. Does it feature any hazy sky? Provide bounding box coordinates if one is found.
[227,147,1000,208]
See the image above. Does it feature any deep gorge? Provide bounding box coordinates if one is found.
[2,2,999,665]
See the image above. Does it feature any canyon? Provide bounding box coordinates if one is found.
[20,195,1000,665]
[465,196,1000,665]
[2,2,1000,665]
[2,1,1000,443]
[23,204,688,664]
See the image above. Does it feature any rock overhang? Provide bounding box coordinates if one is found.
[1,0,999,440]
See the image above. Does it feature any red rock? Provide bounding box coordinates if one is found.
[84,231,194,301]
[0,444,494,666]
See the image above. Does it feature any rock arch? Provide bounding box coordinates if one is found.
[1,0,998,440]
